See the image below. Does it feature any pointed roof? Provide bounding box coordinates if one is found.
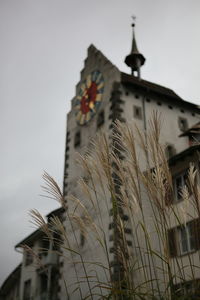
[125,23,145,76]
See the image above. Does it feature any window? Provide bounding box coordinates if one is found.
[133,106,142,120]
[40,238,49,256]
[80,232,85,247]
[168,228,177,257]
[40,273,48,294]
[178,223,196,254]
[178,117,188,132]
[173,170,188,202]
[189,133,200,145]
[97,110,104,128]
[168,219,200,257]
[25,251,33,266]
[165,144,176,159]
[74,131,81,147]
[23,279,31,300]
[173,279,200,299]
[52,232,60,251]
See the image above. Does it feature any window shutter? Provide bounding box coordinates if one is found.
[193,218,200,250]
[168,228,177,257]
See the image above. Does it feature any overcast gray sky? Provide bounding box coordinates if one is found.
[1,0,200,285]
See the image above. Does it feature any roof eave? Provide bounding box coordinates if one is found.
[169,145,200,166]
[15,228,43,249]
[121,72,200,112]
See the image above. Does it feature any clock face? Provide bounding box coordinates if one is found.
[75,70,104,125]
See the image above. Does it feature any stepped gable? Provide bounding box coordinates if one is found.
[77,44,120,86]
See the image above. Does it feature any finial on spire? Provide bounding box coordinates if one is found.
[125,18,145,79]
[131,15,136,27]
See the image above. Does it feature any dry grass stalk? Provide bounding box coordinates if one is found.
[25,114,200,299]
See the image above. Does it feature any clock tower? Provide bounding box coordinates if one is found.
[59,26,200,300]
[60,44,123,299]
[62,44,121,199]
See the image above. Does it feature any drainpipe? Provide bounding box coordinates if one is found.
[142,92,147,131]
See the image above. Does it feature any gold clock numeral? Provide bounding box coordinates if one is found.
[95,94,102,102]
[96,73,102,84]
[97,82,104,90]
[83,90,87,98]
[89,102,94,109]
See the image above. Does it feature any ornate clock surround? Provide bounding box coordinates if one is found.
[75,70,104,125]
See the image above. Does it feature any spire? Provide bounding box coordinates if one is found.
[125,20,145,79]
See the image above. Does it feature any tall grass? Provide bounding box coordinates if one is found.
[30,113,200,300]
